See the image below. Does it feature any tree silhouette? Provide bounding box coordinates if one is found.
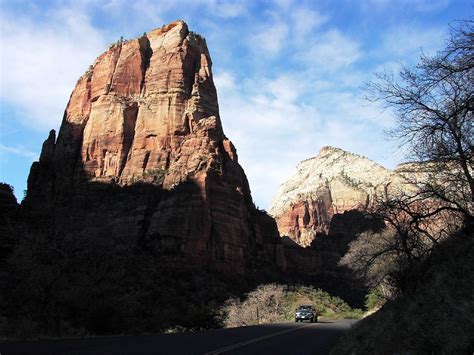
[366,20,473,207]
[342,20,473,296]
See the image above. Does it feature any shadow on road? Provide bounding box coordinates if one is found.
[1,320,357,355]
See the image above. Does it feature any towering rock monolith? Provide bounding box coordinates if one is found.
[24,20,285,273]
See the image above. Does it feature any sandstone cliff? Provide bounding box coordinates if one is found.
[269,146,409,247]
[24,21,285,273]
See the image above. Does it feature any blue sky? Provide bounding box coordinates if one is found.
[0,0,472,208]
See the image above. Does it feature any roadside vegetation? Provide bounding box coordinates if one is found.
[222,284,363,328]
[333,229,474,354]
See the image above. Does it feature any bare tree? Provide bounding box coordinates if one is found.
[223,284,285,327]
[342,21,473,296]
[341,188,465,293]
[339,230,399,294]
[366,20,474,208]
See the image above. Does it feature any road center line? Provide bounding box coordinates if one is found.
[204,323,315,354]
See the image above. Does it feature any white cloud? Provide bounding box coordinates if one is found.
[128,0,171,24]
[247,4,328,58]
[300,29,361,73]
[291,7,328,35]
[0,6,107,130]
[410,0,450,12]
[265,75,306,105]
[382,25,445,60]
[214,71,237,92]
[0,144,37,159]
[205,0,248,18]
[363,0,449,12]
[249,22,289,56]
[274,0,294,10]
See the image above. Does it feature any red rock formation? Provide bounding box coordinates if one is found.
[276,197,333,247]
[24,21,285,273]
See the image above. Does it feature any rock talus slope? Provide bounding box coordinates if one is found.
[25,20,285,273]
[269,146,408,247]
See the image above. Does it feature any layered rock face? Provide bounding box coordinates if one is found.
[54,21,227,187]
[25,21,284,273]
[269,146,408,247]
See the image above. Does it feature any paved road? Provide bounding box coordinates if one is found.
[1,319,356,354]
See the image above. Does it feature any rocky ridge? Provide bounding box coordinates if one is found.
[269,146,409,247]
[24,20,285,274]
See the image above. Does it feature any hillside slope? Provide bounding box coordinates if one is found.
[332,229,474,354]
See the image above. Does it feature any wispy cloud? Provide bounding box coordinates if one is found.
[363,0,450,12]
[0,144,38,159]
[291,7,328,35]
[204,0,249,18]
[215,71,237,92]
[249,22,289,56]
[0,4,107,130]
[382,24,445,60]
[299,29,361,73]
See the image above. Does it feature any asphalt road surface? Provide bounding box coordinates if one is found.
[1,319,356,355]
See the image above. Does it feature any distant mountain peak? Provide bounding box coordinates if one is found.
[319,145,343,155]
[268,148,408,247]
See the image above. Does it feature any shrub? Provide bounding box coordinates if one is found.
[222,284,363,327]
[364,287,386,310]
[142,167,167,185]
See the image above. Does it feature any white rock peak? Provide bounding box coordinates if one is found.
[268,146,406,218]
